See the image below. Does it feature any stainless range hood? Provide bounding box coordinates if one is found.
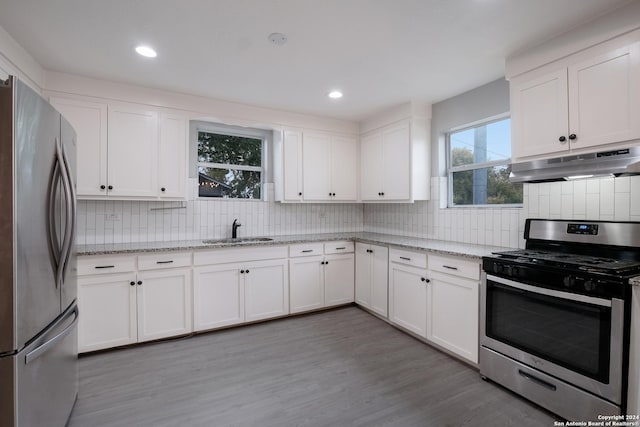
[510,147,640,183]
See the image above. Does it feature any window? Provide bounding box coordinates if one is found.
[196,126,264,199]
[447,117,522,206]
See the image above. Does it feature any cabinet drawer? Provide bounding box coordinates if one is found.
[428,254,480,281]
[138,252,191,271]
[77,255,136,276]
[193,245,288,266]
[289,243,325,257]
[389,248,427,269]
[324,241,354,254]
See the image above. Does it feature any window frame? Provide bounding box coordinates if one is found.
[195,122,267,201]
[446,114,522,208]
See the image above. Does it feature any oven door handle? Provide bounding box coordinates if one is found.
[486,274,612,307]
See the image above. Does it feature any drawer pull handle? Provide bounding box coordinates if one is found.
[156,260,174,264]
[95,265,115,269]
[399,257,411,261]
[302,250,314,253]
[518,369,557,391]
[443,265,458,270]
[335,247,346,250]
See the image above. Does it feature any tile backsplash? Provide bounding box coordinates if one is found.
[77,176,640,248]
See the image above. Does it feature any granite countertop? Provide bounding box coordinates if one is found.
[77,232,513,259]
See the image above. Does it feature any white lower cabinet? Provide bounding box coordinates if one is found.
[136,268,192,342]
[244,260,289,322]
[324,254,355,307]
[78,266,192,352]
[426,271,479,363]
[355,243,389,317]
[77,253,193,352]
[193,258,289,331]
[289,241,355,313]
[78,273,137,352]
[389,262,428,338]
[289,256,325,313]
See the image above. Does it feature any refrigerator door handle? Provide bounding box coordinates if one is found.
[25,305,78,365]
[59,139,76,284]
[46,156,61,281]
[56,138,73,288]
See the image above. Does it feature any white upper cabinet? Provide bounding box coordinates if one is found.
[50,94,189,200]
[158,112,188,199]
[108,103,158,198]
[302,132,332,201]
[281,130,304,202]
[50,97,108,197]
[510,37,640,161]
[302,132,358,202]
[360,119,429,203]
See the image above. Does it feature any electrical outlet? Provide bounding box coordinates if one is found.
[105,214,121,221]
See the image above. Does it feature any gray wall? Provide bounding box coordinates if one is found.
[431,78,510,176]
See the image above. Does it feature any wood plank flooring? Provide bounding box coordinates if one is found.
[68,306,557,427]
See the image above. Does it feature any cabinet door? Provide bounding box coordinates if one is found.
[426,272,479,363]
[193,264,244,330]
[158,112,188,199]
[360,132,382,200]
[355,244,372,308]
[370,245,389,317]
[381,123,411,200]
[78,274,136,352]
[568,43,640,150]
[629,283,640,414]
[302,132,331,201]
[283,130,303,201]
[244,259,289,322]
[107,104,158,197]
[330,136,358,201]
[289,256,324,313]
[324,254,354,307]
[511,70,569,160]
[136,268,192,342]
[389,263,427,337]
[50,97,108,197]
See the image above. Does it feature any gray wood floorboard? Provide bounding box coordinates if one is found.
[68,307,557,427]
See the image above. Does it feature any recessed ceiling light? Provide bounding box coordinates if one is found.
[328,90,343,99]
[135,45,157,58]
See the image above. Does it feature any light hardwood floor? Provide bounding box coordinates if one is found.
[68,306,557,427]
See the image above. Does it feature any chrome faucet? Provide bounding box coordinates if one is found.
[232,218,242,239]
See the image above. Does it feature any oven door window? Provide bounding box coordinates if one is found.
[486,280,611,383]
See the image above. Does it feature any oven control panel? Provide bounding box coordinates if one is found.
[567,223,598,235]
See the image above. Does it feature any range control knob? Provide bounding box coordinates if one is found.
[584,280,596,292]
[563,276,575,288]
[492,263,503,274]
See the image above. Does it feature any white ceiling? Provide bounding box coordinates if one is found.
[0,0,632,121]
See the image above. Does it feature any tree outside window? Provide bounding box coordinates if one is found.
[197,130,263,199]
[447,118,522,206]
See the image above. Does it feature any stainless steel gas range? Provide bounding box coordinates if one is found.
[480,219,640,421]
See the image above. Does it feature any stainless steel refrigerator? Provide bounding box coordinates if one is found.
[0,76,78,426]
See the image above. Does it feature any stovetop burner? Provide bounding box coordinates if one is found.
[492,249,640,275]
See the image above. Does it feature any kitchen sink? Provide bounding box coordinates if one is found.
[202,237,274,244]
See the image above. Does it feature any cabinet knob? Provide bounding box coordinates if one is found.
[108,185,113,190]
[161,187,166,192]
[298,192,302,196]
[569,134,577,140]
[130,281,135,286]
[246,269,250,274]
[100,185,106,190]
[240,270,245,274]
[378,192,381,196]
[559,136,567,143]
[421,277,430,283]
[332,193,336,196]
[137,280,142,285]
[381,192,385,196]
